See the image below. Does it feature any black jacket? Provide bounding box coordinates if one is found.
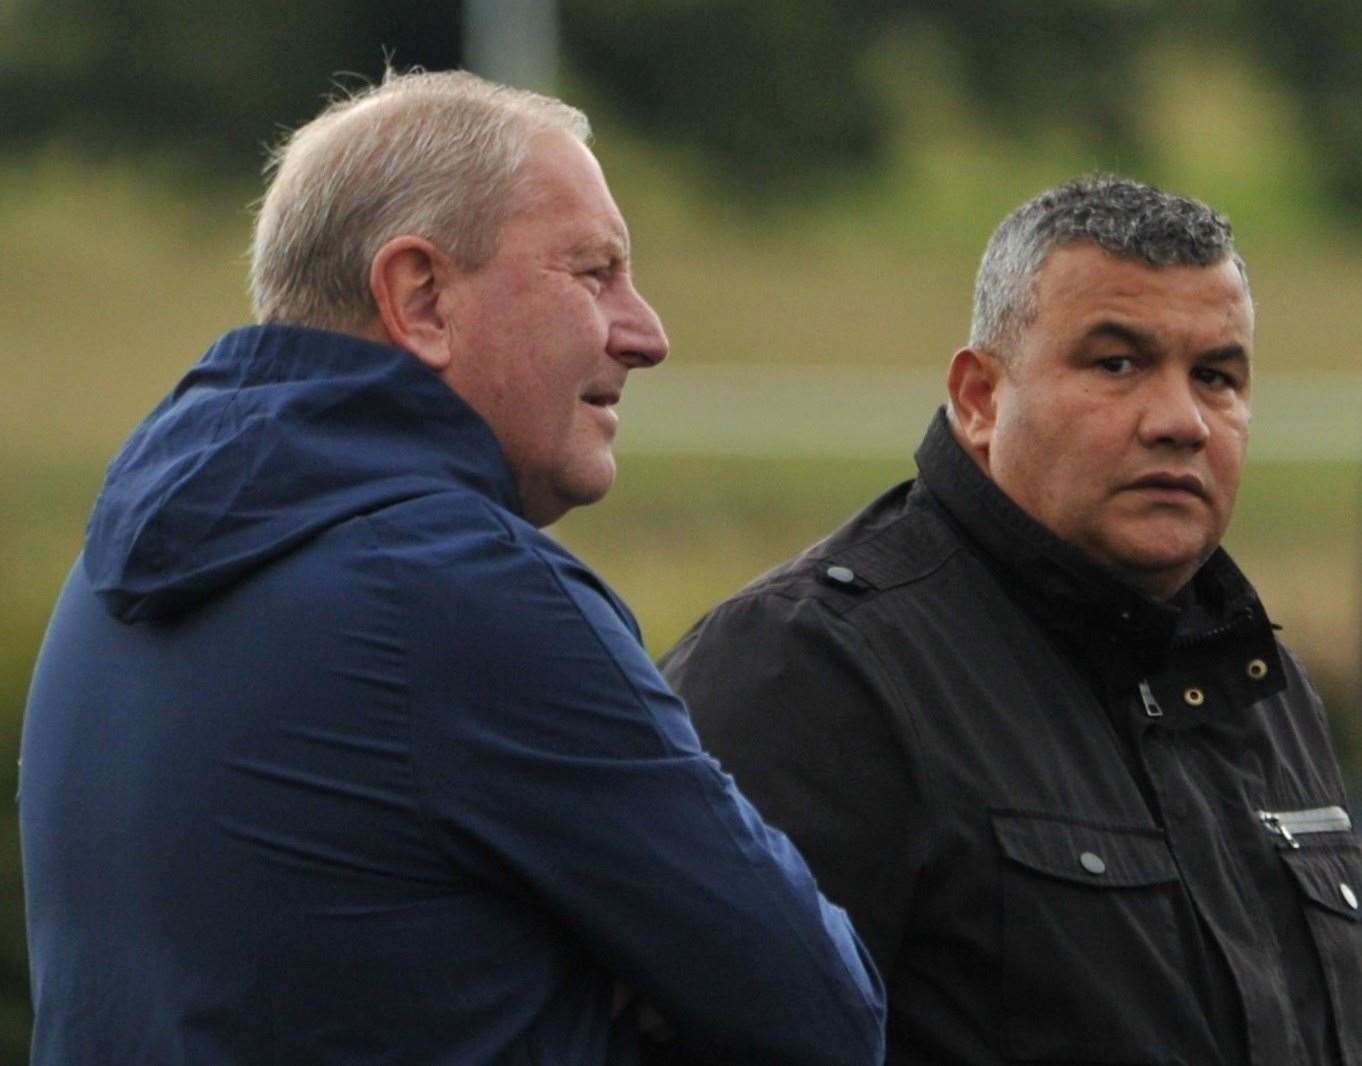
[661,409,1361,1065]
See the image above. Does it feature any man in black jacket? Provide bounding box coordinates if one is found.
[661,175,1361,1065]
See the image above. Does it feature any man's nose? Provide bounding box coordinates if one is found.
[608,283,669,369]
[1138,370,1210,449]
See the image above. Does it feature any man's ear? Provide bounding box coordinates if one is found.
[368,236,454,372]
[947,345,1004,461]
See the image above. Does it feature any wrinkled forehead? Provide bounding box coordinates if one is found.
[1033,243,1254,323]
[511,131,631,253]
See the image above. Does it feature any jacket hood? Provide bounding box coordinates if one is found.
[85,325,521,622]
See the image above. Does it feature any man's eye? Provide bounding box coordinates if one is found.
[1193,366,1238,390]
[1095,356,1134,375]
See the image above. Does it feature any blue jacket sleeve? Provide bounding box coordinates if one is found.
[392,509,885,1064]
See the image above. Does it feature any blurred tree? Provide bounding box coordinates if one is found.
[565,0,1165,191]
[0,0,461,175]
[562,0,891,198]
[1,0,1359,205]
[906,0,1161,162]
[1236,0,1362,209]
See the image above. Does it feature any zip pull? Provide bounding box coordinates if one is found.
[1138,679,1164,718]
[1258,810,1301,849]
[1258,805,1351,846]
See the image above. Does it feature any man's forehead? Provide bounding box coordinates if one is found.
[1040,241,1244,286]
[1036,244,1252,317]
[1008,245,1255,372]
[525,197,631,262]
[513,135,631,256]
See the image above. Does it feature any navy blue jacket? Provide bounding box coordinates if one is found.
[20,325,885,1065]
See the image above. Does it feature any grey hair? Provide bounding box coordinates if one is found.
[969,174,1248,354]
[250,68,591,332]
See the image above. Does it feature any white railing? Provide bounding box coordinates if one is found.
[616,367,1362,462]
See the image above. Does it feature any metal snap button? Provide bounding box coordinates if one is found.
[1342,883,1359,910]
[1183,687,1205,707]
[1079,851,1106,875]
[825,565,856,585]
[1246,659,1268,681]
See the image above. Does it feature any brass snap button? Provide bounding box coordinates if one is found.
[1183,687,1205,707]
[1246,658,1269,681]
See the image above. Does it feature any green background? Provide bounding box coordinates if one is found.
[3,8,1361,1060]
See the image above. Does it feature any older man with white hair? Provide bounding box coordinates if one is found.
[20,70,885,1065]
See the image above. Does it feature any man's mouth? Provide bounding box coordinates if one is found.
[581,388,621,409]
[1124,472,1207,500]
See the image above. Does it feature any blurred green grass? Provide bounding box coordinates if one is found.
[3,39,1361,1061]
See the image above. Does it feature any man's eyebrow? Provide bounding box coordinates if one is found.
[1082,323,1249,366]
[1083,321,1157,354]
[570,229,630,262]
[1198,344,1249,365]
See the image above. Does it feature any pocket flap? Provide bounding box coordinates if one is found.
[1281,842,1362,922]
[992,810,1178,888]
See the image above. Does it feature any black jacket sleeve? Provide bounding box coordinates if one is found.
[660,591,919,980]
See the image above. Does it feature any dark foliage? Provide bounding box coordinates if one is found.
[0,0,461,178]
[2,1,1360,211]
[562,0,891,197]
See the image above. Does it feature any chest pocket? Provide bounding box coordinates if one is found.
[992,811,1214,1064]
[1280,840,1362,1065]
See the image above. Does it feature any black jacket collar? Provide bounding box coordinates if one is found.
[913,407,1272,679]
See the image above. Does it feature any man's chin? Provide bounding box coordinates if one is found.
[575,454,618,503]
[1103,544,1213,600]
[537,458,617,521]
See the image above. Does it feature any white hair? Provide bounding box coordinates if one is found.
[250,68,591,332]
